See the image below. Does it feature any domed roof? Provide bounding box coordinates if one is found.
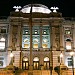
[21,4,51,14]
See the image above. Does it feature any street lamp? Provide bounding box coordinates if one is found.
[60,52,63,65]
[70,51,74,75]
[10,51,14,65]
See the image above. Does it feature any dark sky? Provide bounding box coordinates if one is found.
[0,0,75,17]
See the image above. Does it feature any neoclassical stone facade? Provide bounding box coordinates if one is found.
[0,4,75,75]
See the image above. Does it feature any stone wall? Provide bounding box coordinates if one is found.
[0,69,74,75]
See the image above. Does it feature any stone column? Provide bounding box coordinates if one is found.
[40,26,42,48]
[49,26,53,69]
[17,25,22,68]
[8,25,13,50]
[60,26,64,50]
[51,27,56,50]
[16,25,22,50]
[29,26,33,70]
[29,5,33,70]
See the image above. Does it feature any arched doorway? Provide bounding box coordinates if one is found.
[22,57,29,70]
[33,57,39,70]
[44,57,50,70]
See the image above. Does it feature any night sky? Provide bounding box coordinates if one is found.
[0,0,75,17]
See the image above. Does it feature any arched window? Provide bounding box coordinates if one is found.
[22,27,30,49]
[22,57,29,70]
[33,57,39,70]
[44,57,50,70]
[42,26,50,48]
[33,39,39,48]
[65,38,72,50]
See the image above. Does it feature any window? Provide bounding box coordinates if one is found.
[42,26,50,48]
[67,58,72,66]
[0,57,4,67]
[1,29,6,33]
[34,30,38,34]
[33,61,39,70]
[65,30,71,34]
[66,42,71,49]
[42,30,47,34]
[24,44,29,48]
[23,27,29,34]
[22,36,30,48]
[33,44,38,48]
[65,39,71,50]
[65,27,71,34]
[42,36,50,48]
[25,30,29,34]
[33,38,39,48]
[42,44,47,48]
[0,37,5,50]
[22,27,30,49]
[0,61,3,66]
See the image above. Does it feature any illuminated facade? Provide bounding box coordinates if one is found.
[0,4,75,72]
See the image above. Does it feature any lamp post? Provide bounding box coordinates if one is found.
[10,51,14,65]
[70,51,74,75]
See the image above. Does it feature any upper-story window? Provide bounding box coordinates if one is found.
[22,38,30,48]
[0,37,5,50]
[65,39,72,50]
[22,27,30,48]
[65,27,71,35]
[32,26,39,34]
[1,29,6,33]
[25,30,29,34]
[34,30,38,34]
[23,26,30,35]
[22,25,50,49]
[42,29,48,34]
[0,28,7,33]
[33,38,39,48]
[65,30,71,34]
[43,30,47,34]
[23,30,29,34]
[41,26,50,48]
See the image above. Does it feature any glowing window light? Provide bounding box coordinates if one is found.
[33,57,39,61]
[34,39,38,43]
[0,42,5,49]
[66,46,71,49]
[21,5,51,13]
[43,39,47,43]
[23,57,28,61]
[0,37,5,41]
[10,52,13,57]
[70,51,74,56]
[44,57,49,61]
[24,39,29,42]
[66,41,71,50]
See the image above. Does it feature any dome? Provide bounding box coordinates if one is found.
[21,4,51,14]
